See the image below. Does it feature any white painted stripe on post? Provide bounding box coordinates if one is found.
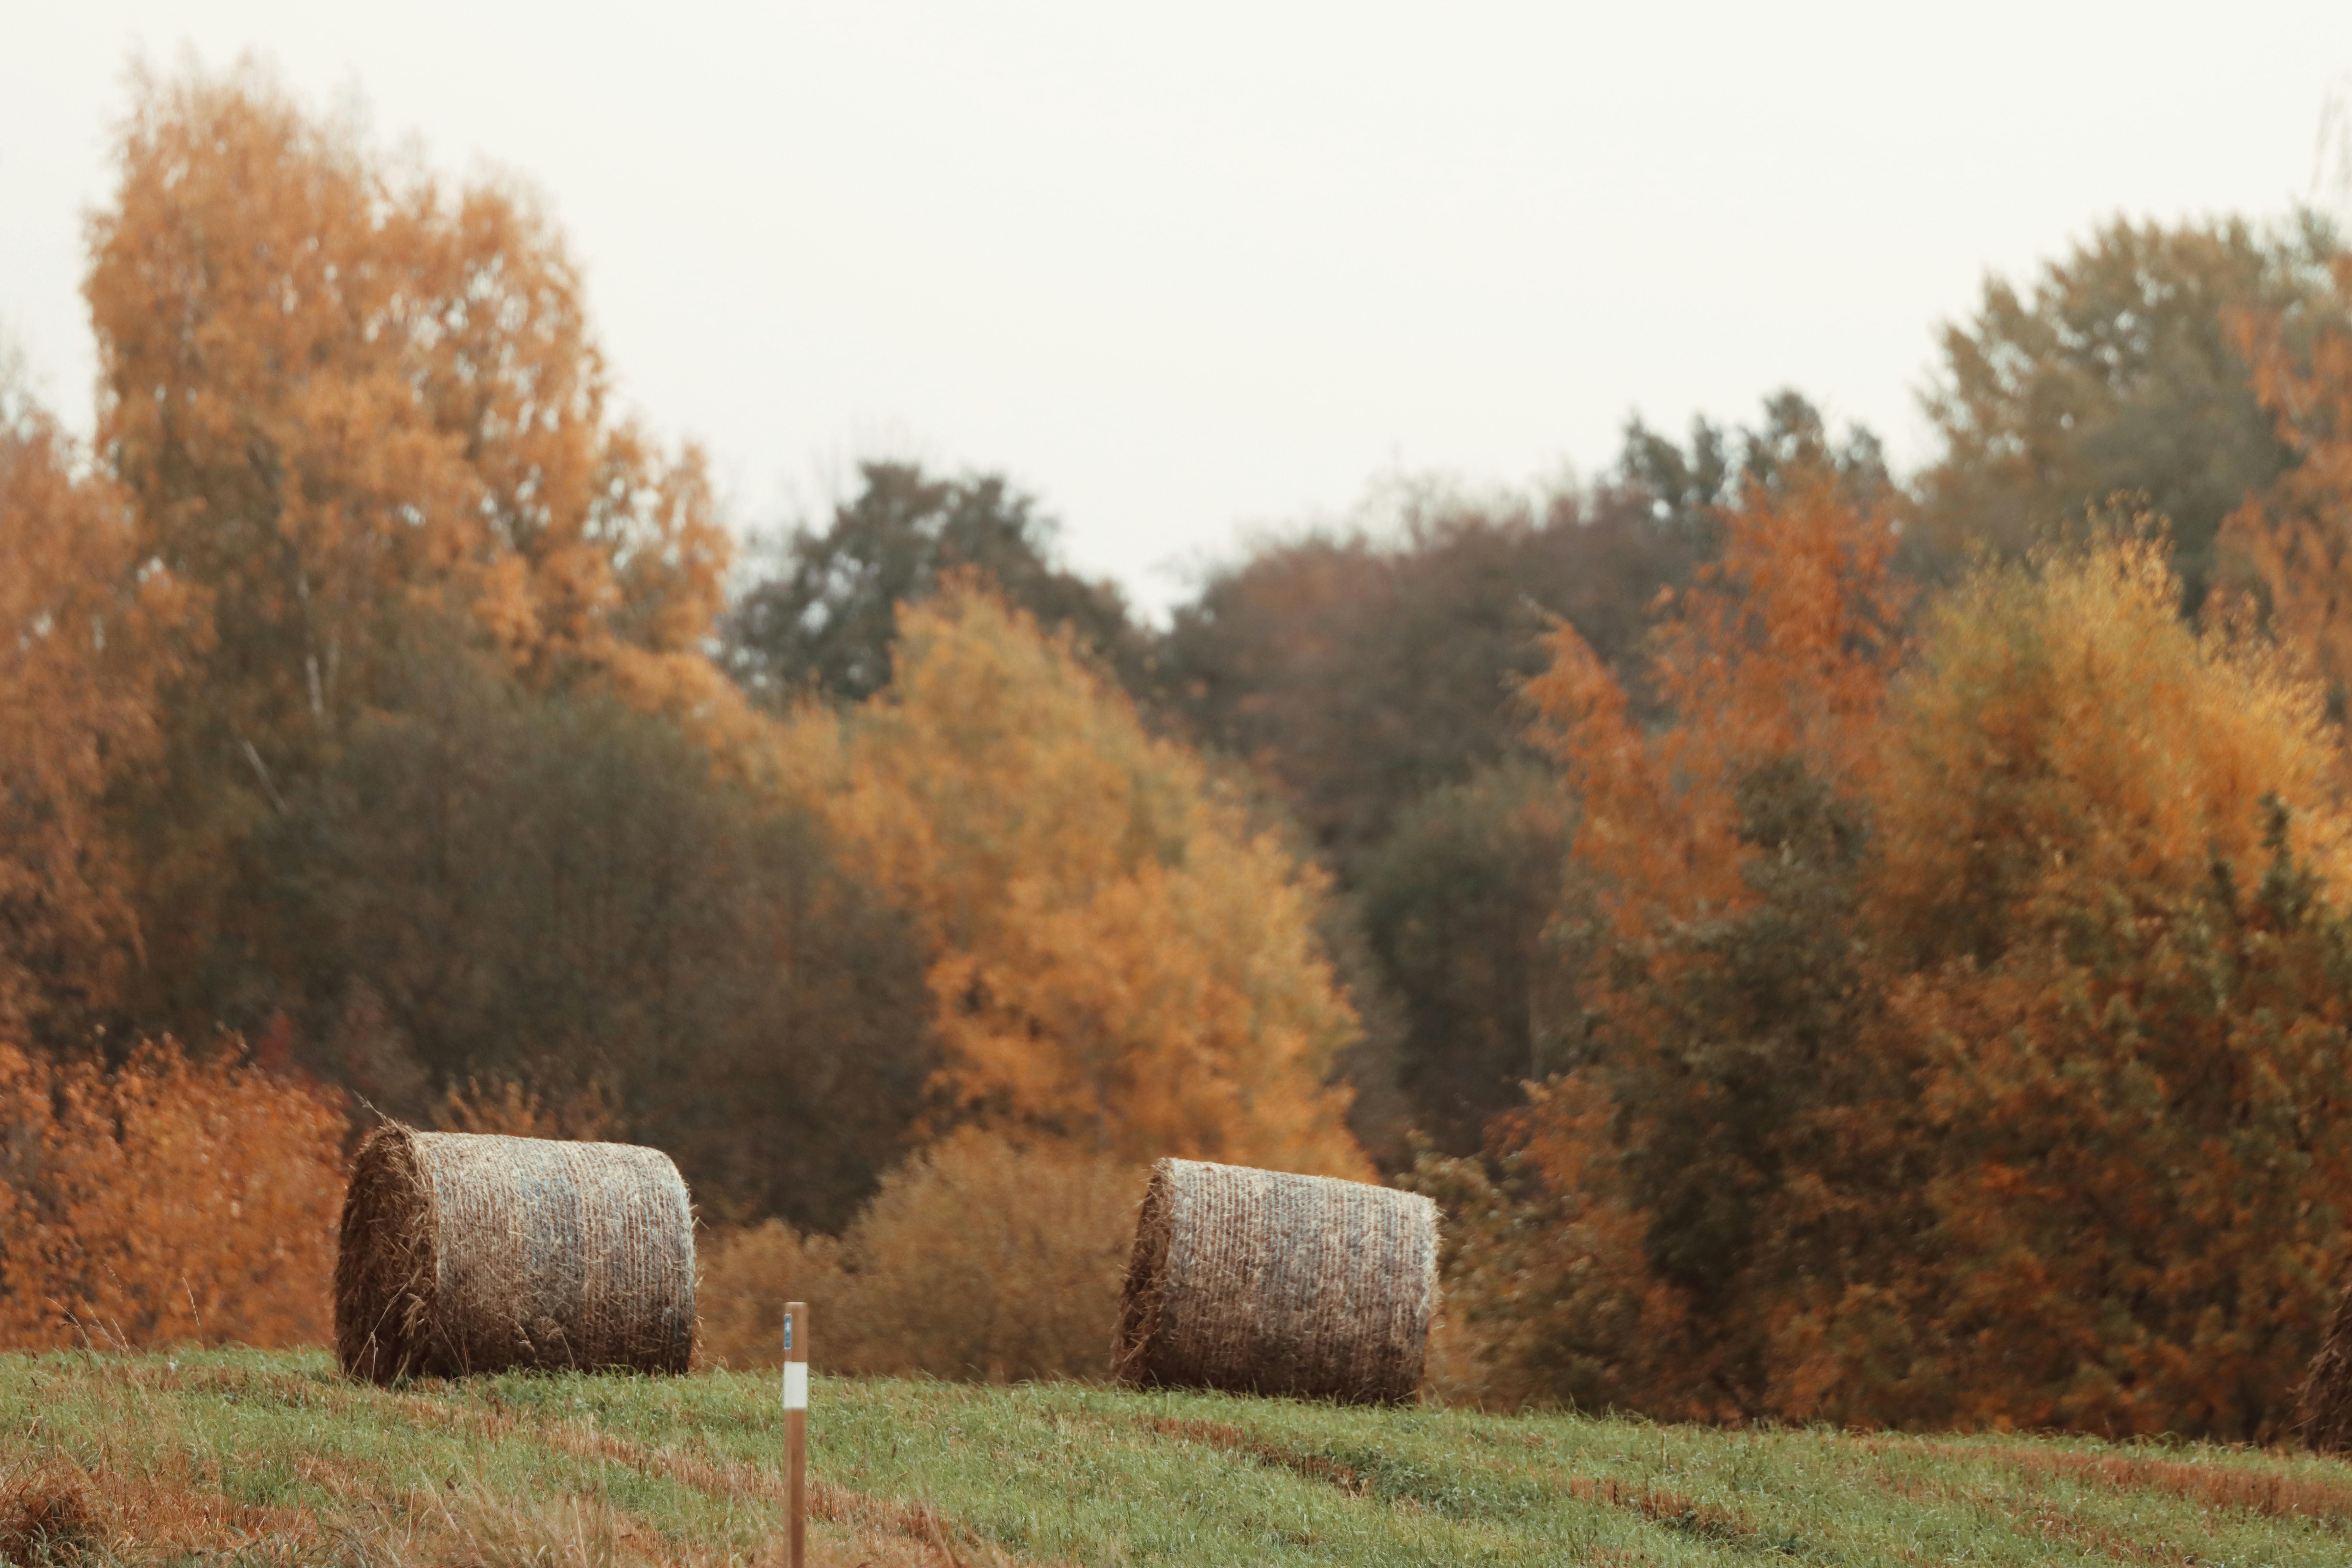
[784,1361,809,1410]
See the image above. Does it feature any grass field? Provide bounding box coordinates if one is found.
[6,1351,2352,1565]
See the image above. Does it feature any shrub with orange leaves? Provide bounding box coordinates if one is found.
[697,1131,1140,1381]
[0,1039,344,1349]
[816,581,1369,1177]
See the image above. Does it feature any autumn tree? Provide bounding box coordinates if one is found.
[1525,468,1908,938]
[1919,214,2344,603]
[816,582,1367,1176]
[83,62,736,1042]
[1162,481,1691,879]
[264,629,931,1231]
[1163,403,1876,1155]
[90,63,730,715]
[1408,762,1919,1419]
[1430,514,2352,1438]
[1357,759,1574,1155]
[0,366,188,1046]
[1821,533,2352,1437]
[1839,815,2352,1439]
[2218,248,2352,700]
[1617,388,1893,545]
[725,461,1144,706]
[1425,471,1911,1417]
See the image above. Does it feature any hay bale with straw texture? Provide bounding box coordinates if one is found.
[2300,1276,2352,1451]
[335,1125,695,1382]
[1111,1157,1437,1404]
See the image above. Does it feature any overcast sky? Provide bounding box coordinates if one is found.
[7,4,2352,615]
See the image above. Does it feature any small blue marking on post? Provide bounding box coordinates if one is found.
[783,1312,794,1353]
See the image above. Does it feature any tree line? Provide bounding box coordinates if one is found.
[16,62,2352,1431]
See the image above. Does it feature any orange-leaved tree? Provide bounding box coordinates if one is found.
[818,581,1368,1176]
[1874,527,2352,968]
[1433,513,2352,1439]
[0,1038,344,1348]
[88,61,731,734]
[85,62,752,1039]
[1421,472,1914,1416]
[0,371,192,1044]
[1525,468,1908,940]
[1827,530,2352,1439]
[2219,249,2352,696]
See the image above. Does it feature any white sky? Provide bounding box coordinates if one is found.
[6,4,2352,616]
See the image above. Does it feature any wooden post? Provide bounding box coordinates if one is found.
[784,1300,807,1568]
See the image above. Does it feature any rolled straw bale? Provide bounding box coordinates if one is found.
[2300,1276,2352,1451]
[1111,1157,1438,1404]
[334,1125,695,1382]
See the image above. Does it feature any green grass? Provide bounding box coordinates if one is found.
[5,1350,2352,1565]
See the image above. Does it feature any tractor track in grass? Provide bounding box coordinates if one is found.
[1126,1411,1777,1552]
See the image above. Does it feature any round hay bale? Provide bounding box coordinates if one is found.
[1110,1157,1437,1404]
[334,1125,695,1383]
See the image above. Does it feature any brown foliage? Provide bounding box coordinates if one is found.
[0,380,190,1044]
[2221,251,2352,700]
[1163,483,1689,875]
[434,1075,622,1142]
[0,1038,344,1349]
[0,1466,100,1563]
[87,62,732,724]
[1438,493,2352,1438]
[1835,537,2352,1438]
[820,584,1368,1176]
[84,63,756,1043]
[1526,468,1906,944]
[698,1131,1141,1381]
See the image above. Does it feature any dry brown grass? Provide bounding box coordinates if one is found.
[0,1455,334,1562]
[433,1076,623,1142]
[2001,1446,2352,1525]
[0,1465,102,1563]
[1865,1436,2352,1528]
